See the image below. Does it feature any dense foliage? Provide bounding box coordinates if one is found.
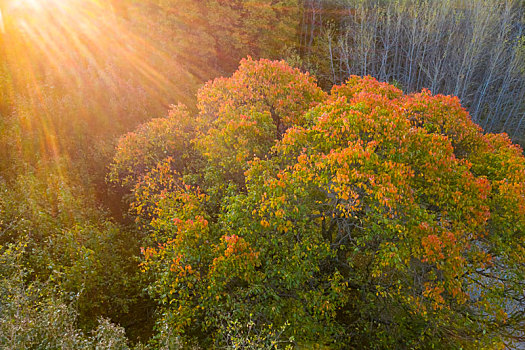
[1,0,525,348]
[111,59,525,348]
[0,242,132,349]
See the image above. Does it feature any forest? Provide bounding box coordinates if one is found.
[0,0,524,349]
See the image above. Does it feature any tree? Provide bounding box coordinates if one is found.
[0,158,153,340]
[0,242,134,350]
[114,59,525,348]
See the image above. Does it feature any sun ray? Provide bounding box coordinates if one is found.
[0,0,213,178]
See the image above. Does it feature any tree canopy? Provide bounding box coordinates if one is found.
[111,58,525,348]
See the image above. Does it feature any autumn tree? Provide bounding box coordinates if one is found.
[111,59,525,348]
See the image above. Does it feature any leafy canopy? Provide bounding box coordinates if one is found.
[110,59,525,348]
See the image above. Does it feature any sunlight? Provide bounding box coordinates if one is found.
[0,0,199,165]
[10,0,73,11]
[12,0,45,8]
[3,0,195,106]
[0,9,4,34]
